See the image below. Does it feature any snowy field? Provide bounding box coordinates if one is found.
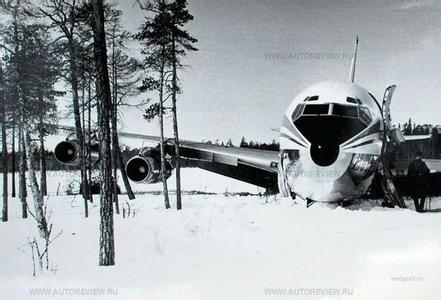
[1,169,441,299]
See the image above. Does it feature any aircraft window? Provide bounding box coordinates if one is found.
[308,95,319,101]
[303,104,329,115]
[356,98,362,105]
[303,97,309,102]
[346,97,357,104]
[359,107,372,125]
[292,104,304,121]
[332,104,358,118]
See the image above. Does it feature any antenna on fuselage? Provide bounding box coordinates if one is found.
[348,35,359,83]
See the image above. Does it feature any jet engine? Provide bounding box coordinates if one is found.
[126,149,173,184]
[54,139,99,166]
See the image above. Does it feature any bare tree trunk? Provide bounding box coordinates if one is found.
[87,78,93,203]
[116,144,135,200]
[92,0,115,266]
[18,126,27,218]
[159,49,170,209]
[67,38,89,207]
[25,129,53,271]
[111,37,119,214]
[111,115,119,214]
[11,0,19,201]
[1,64,8,222]
[171,39,182,210]
[110,32,134,202]
[81,75,88,218]
[11,117,16,198]
[39,122,47,196]
[2,129,7,222]
[24,130,49,239]
[38,91,47,196]
[18,96,28,216]
[14,8,27,217]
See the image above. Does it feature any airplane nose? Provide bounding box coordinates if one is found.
[310,143,339,166]
[294,113,366,167]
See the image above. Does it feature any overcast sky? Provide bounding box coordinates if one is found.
[61,0,441,145]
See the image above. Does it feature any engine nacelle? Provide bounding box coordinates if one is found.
[54,139,99,166]
[126,151,172,184]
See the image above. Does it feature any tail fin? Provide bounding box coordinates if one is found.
[348,35,359,83]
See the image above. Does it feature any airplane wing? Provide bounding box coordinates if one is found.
[175,141,279,191]
[392,159,441,176]
[51,124,161,143]
[391,134,437,176]
[385,133,441,196]
[403,134,432,141]
[51,124,280,191]
[391,159,441,196]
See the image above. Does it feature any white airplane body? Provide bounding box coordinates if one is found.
[52,38,441,206]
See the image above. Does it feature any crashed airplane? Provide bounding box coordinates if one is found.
[53,38,441,207]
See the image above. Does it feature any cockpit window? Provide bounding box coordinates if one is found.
[346,97,357,104]
[359,106,372,125]
[303,95,319,102]
[294,103,372,126]
[346,97,363,105]
[303,104,329,115]
[332,104,358,118]
[292,104,304,121]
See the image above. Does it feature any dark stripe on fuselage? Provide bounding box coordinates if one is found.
[346,139,377,149]
[280,133,307,148]
[342,120,382,147]
[281,116,308,145]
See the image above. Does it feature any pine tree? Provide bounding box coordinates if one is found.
[166,0,198,210]
[1,4,63,221]
[107,7,139,209]
[135,0,174,209]
[39,0,90,207]
[91,0,115,266]
[240,137,248,148]
[136,0,198,210]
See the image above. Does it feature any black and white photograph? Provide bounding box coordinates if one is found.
[0,0,440,299]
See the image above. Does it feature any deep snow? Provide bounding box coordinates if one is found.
[0,169,441,300]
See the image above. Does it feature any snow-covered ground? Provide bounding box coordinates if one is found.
[1,169,441,299]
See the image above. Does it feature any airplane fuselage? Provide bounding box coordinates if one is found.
[53,81,388,204]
